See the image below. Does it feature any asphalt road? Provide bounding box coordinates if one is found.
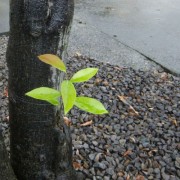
[0,0,180,75]
[0,0,8,33]
[74,0,180,75]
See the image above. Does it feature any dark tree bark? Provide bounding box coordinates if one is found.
[6,0,76,179]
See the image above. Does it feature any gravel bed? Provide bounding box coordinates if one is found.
[1,35,180,180]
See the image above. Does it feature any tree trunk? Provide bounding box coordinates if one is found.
[6,0,76,179]
[0,126,17,180]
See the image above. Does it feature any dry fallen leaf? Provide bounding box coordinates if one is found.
[80,120,93,127]
[114,66,123,70]
[118,95,129,105]
[76,149,80,156]
[94,153,102,162]
[63,117,72,126]
[3,87,8,97]
[83,161,89,169]
[73,162,82,170]
[75,149,84,160]
[128,91,135,97]
[128,106,139,116]
[170,117,178,127]
[149,107,154,111]
[117,171,124,177]
[148,149,158,156]
[136,175,145,180]
[173,119,178,127]
[129,136,136,143]
[123,150,132,157]
[5,116,9,122]
[124,159,130,166]
[136,96,142,103]
[102,80,109,86]
[94,78,102,85]
[126,174,130,180]
[160,72,168,80]
[118,95,139,116]
[75,52,82,57]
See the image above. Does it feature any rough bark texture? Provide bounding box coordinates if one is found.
[6,0,76,179]
[0,126,17,180]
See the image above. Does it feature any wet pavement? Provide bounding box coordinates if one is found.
[0,0,180,75]
[0,0,8,33]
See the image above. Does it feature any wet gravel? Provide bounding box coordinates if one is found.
[1,35,180,180]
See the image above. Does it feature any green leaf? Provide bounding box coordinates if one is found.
[46,99,59,106]
[25,87,60,106]
[61,80,76,115]
[38,54,66,72]
[75,97,108,114]
[70,68,98,83]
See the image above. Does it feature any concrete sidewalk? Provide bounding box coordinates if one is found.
[0,0,180,75]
